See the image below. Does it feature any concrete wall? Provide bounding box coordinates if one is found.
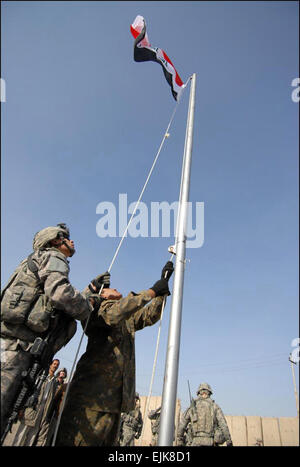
[225,415,299,446]
[134,396,299,446]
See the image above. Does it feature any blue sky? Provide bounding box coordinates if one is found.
[1,1,299,417]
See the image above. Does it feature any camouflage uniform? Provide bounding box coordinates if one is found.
[1,225,93,436]
[185,422,193,446]
[177,409,193,446]
[55,290,164,446]
[177,383,232,447]
[119,408,143,446]
[148,407,161,446]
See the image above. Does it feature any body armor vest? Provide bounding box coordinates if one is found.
[1,253,48,332]
[192,398,216,436]
[1,252,76,350]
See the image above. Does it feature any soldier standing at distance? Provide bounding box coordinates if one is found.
[119,393,143,446]
[148,406,161,446]
[55,261,174,446]
[1,223,109,437]
[177,383,233,446]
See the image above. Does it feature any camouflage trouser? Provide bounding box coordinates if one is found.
[192,435,214,446]
[151,433,158,446]
[0,337,32,437]
[120,426,135,446]
[55,401,121,447]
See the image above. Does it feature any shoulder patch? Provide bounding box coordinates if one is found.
[46,255,69,274]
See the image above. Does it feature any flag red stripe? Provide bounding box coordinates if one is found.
[130,15,185,100]
[130,25,140,39]
[162,50,184,87]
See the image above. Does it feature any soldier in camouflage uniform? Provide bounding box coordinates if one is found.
[119,393,143,446]
[1,223,108,438]
[148,406,161,446]
[177,383,233,446]
[55,261,174,446]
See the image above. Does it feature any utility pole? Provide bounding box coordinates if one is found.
[158,73,196,445]
[289,353,299,418]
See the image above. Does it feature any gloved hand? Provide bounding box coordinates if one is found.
[150,278,170,296]
[227,441,233,447]
[89,271,110,293]
[161,261,174,280]
[88,294,103,312]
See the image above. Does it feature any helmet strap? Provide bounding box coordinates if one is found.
[62,239,75,257]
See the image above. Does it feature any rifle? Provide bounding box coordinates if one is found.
[1,337,52,445]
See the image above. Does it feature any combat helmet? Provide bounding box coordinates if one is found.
[33,223,70,251]
[197,382,213,395]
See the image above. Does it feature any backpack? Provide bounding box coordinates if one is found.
[1,253,53,333]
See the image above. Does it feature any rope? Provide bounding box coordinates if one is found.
[52,84,189,446]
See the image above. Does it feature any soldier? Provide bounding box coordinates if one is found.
[148,406,161,446]
[1,223,109,438]
[55,261,174,446]
[119,393,143,446]
[177,383,233,447]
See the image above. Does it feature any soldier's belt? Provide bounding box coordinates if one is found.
[194,432,214,438]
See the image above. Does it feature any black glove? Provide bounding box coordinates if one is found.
[227,441,233,447]
[150,279,170,296]
[161,261,174,280]
[89,271,110,293]
[88,294,103,313]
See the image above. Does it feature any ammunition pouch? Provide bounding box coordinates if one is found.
[1,286,42,325]
[214,427,226,445]
[26,294,53,333]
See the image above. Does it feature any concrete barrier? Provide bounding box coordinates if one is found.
[225,415,299,446]
[278,417,299,446]
[246,416,263,446]
[226,415,248,446]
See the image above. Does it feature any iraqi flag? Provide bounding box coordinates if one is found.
[130,15,185,101]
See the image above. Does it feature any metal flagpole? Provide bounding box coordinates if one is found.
[158,73,196,445]
[289,354,299,418]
